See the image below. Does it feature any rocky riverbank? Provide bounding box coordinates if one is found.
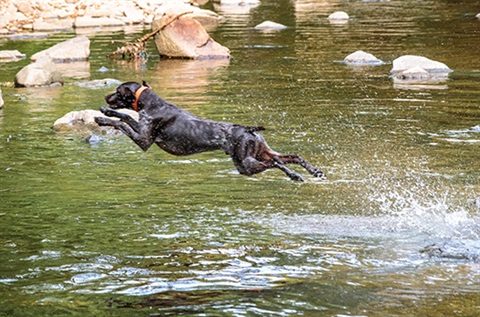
[0,0,210,34]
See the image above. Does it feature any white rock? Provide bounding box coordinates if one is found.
[328,11,349,22]
[74,16,126,28]
[391,55,452,74]
[254,21,287,30]
[343,50,384,65]
[0,50,26,60]
[31,36,90,62]
[394,66,431,80]
[14,57,63,87]
[476,13,480,19]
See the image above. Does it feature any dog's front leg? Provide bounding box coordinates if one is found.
[99,107,140,132]
[95,117,154,151]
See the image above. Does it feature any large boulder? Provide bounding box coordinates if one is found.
[152,15,230,60]
[30,36,90,62]
[14,57,63,87]
[53,109,139,134]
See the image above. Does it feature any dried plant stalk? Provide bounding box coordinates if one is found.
[107,11,193,60]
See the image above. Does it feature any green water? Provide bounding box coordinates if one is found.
[1,0,479,316]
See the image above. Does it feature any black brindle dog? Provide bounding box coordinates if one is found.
[95,81,325,181]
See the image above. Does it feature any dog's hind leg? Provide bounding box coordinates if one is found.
[274,154,326,179]
[271,156,304,181]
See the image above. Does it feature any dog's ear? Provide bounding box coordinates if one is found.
[118,85,135,99]
[142,80,151,88]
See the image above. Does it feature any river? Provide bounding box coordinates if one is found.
[0,0,479,316]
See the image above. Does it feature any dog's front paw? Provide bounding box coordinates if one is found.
[100,107,116,117]
[95,116,114,126]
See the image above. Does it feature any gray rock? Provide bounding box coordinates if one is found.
[343,50,384,65]
[254,21,287,30]
[73,78,122,89]
[53,109,139,134]
[152,15,230,60]
[31,36,90,62]
[0,50,26,60]
[421,240,480,261]
[14,57,63,87]
[390,55,452,75]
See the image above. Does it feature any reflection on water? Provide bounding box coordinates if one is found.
[0,0,479,316]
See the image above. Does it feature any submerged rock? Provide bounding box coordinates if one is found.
[30,36,90,62]
[421,240,480,261]
[53,109,139,134]
[152,15,230,60]
[254,21,287,30]
[73,78,122,89]
[343,50,384,65]
[14,57,63,87]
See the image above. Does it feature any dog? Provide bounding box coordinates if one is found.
[94,81,325,181]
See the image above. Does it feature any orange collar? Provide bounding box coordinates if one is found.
[133,86,150,111]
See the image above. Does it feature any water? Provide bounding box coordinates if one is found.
[1,0,479,316]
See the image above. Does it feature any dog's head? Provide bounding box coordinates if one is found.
[105,81,151,109]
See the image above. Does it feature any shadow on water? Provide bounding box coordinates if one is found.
[0,0,479,316]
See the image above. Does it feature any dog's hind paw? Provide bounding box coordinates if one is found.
[312,169,326,179]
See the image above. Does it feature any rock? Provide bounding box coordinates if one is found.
[393,66,431,80]
[32,19,73,31]
[421,240,480,261]
[14,57,63,87]
[31,36,90,62]
[390,55,452,75]
[74,16,125,28]
[73,78,122,89]
[0,50,26,60]
[53,109,139,133]
[343,50,384,65]
[153,2,225,30]
[152,15,230,60]
[213,0,260,4]
[0,88,4,109]
[476,13,480,19]
[254,21,287,30]
[328,11,349,23]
